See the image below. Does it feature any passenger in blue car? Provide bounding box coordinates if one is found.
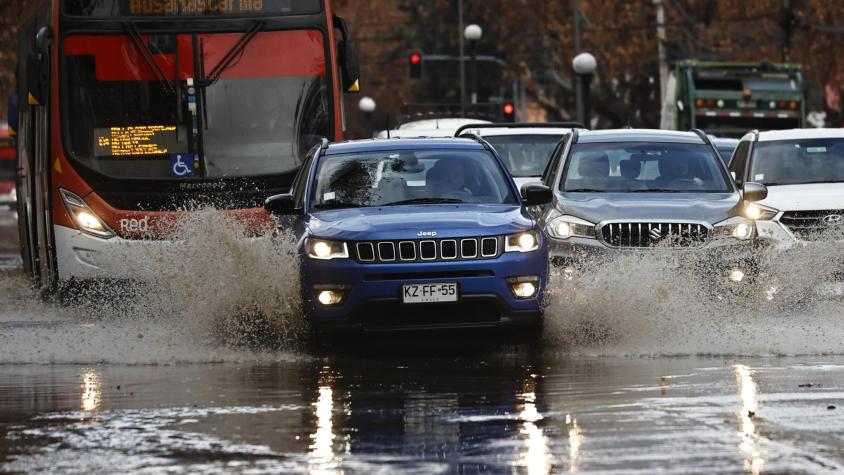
[265,138,553,334]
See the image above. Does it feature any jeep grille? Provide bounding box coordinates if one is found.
[353,237,501,263]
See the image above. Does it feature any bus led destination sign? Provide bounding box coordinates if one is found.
[64,0,320,16]
[94,125,180,157]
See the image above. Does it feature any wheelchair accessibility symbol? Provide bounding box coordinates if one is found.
[170,154,197,177]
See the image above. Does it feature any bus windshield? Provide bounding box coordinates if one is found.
[751,138,844,186]
[62,29,329,181]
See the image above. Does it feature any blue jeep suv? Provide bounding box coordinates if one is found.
[265,138,552,333]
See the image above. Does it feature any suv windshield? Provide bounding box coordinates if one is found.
[751,138,844,186]
[483,134,562,177]
[311,150,518,209]
[63,29,329,181]
[562,142,731,193]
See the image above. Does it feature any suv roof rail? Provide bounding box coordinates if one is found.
[454,122,586,137]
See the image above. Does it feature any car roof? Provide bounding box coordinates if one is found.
[466,127,571,137]
[755,128,844,142]
[324,137,486,155]
[376,128,463,139]
[576,129,706,144]
[398,118,491,130]
[711,137,739,146]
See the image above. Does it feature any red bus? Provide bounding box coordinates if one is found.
[11,0,359,292]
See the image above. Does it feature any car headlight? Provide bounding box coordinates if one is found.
[505,230,541,253]
[0,186,16,204]
[59,188,115,239]
[744,203,778,221]
[712,217,754,240]
[306,238,349,260]
[546,215,595,240]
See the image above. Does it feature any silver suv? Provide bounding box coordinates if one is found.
[532,129,767,283]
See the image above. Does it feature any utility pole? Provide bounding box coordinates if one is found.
[654,0,669,109]
[458,0,466,115]
[573,0,583,123]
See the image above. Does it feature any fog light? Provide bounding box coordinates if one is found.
[507,276,540,299]
[729,268,745,283]
[317,290,344,306]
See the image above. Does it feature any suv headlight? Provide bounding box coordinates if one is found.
[306,238,349,260]
[744,203,778,221]
[505,230,541,253]
[712,216,754,240]
[546,215,595,240]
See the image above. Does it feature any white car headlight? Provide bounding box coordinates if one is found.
[59,188,115,239]
[306,238,349,260]
[505,230,541,253]
[744,203,778,221]
[712,216,754,240]
[546,215,595,240]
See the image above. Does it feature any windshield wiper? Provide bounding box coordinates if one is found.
[384,198,464,206]
[124,24,176,95]
[313,201,364,210]
[200,21,264,88]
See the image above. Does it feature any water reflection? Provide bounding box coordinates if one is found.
[517,377,552,475]
[80,369,101,413]
[734,364,764,475]
[566,414,583,473]
[308,367,341,475]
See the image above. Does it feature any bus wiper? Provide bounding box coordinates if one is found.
[313,201,364,210]
[201,21,264,87]
[124,23,176,95]
[384,198,464,206]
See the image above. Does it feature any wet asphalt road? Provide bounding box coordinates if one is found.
[2,353,844,474]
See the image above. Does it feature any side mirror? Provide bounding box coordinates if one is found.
[264,193,297,216]
[334,15,360,93]
[36,26,53,51]
[743,182,768,202]
[520,183,553,207]
[7,94,18,135]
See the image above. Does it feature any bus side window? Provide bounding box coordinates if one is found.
[730,141,751,186]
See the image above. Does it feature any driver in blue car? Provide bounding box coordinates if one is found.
[265,137,552,335]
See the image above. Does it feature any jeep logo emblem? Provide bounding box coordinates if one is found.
[823,214,843,226]
[417,231,438,237]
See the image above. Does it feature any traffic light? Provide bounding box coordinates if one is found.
[408,51,423,79]
[502,102,516,121]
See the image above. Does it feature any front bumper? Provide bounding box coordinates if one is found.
[301,249,547,332]
[548,236,756,284]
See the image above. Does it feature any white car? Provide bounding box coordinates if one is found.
[377,118,491,139]
[729,128,844,247]
[454,123,581,188]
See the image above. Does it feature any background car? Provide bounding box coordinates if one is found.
[710,136,740,165]
[533,128,766,285]
[265,137,552,334]
[731,128,844,246]
[454,122,582,188]
[0,128,18,255]
[376,118,491,139]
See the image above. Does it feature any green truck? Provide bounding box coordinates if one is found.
[661,61,806,137]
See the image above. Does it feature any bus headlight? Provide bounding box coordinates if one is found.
[712,217,754,240]
[546,215,595,240]
[306,238,349,260]
[59,189,115,239]
[505,230,540,253]
[744,203,778,221]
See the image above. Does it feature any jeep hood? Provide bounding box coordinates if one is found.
[557,192,741,224]
[307,204,533,241]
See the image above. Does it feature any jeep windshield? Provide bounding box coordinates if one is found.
[751,138,844,185]
[62,29,329,181]
[312,150,518,210]
[483,134,563,177]
[561,142,731,193]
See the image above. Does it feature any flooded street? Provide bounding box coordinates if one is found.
[1,355,844,473]
[1,213,844,474]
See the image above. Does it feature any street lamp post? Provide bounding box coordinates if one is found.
[358,96,376,138]
[464,24,482,105]
[572,52,597,127]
